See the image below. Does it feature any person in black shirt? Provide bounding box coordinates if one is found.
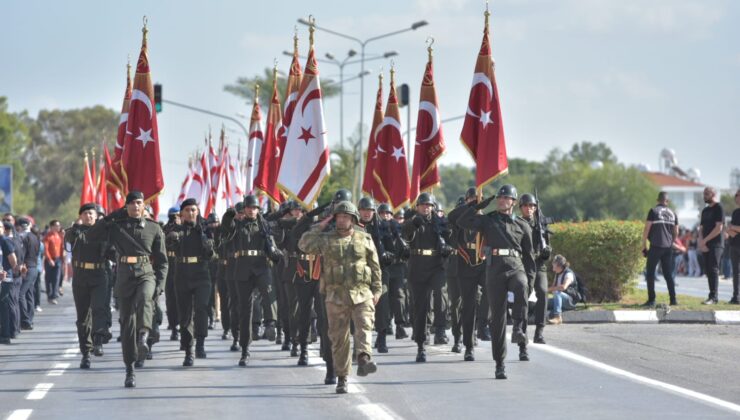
[17,217,40,330]
[727,189,740,304]
[0,223,18,344]
[641,192,679,307]
[699,187,724,304]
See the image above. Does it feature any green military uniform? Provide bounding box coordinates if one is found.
[456,185,535,379]
[166,208,214,365]
[162,211,180,341]
[85,195,168,387]
[65,206,111,367]
[298,201,382,393]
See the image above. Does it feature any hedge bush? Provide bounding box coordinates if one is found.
[549,220,643,302]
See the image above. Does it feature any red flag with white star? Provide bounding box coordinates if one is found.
[361,74,384,200]
[373,69,410,212]
[460,10,508,189]
[277,26,330,208]
[256,67,284,204]
[410,49,446,203]
[121,22,164,215]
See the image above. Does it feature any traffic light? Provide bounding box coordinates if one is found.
[154,83,162,113]
[399,83,410,107]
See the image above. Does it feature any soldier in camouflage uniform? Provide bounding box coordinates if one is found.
[298,201,382,394]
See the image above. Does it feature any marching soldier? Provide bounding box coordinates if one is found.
[298,201,382,394]
[65,203,112,369]
[222,195,282,367]
[163,207,180,341]
[223,202,244,352]
[518,193,551,345]
[402,192,453,363]
[165,198,214,366]
[456,184,535,380]
[84,191,168,388]
[206,213,230,340]
[377,203,409,339]
[448,189,488,361]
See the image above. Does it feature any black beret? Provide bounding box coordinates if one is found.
[180,198,198,211]
[126,191,144,204]
[79,203,97,215]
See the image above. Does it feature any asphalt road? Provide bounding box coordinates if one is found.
[2,295,740,420]
[637,274,736,301]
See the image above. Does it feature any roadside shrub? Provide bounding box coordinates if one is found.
[549,220,642,302]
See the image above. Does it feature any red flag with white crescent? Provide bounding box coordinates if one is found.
[246,97,263,195]
[277,32,330,208]
[410,53,446,203]
[121,24,164,216]
[460,11,508,189]
[111,63,131,193]
[104,145,124,209]
[256,69,284,204]
[373,70,410,212]
[362,75,384,200]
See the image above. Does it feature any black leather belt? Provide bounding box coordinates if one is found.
[489,249,521,257]
[119,256,150,264]
[178,256,201,264]
[410,249,437,256]
[74,261,103,270]
[234,250,265,258]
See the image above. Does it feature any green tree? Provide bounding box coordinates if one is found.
[24,106,117,224]
[318,148,356,205]
[224,67,340,106]
[0,97,34,214]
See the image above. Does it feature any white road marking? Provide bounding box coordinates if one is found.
[536,342,740,414]
[26,383,54,400]
[47,362,70,377]
[61,348,78,358]
[7,409,33,420]
[357,403,397,420]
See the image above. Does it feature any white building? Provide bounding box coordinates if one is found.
[644,172,704,228]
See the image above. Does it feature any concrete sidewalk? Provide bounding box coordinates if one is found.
[561,307,740,324]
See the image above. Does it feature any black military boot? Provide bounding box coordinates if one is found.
[238,348,250,367]
[264,321,277,342]
[356,353,377,377]
[478,325,491,341]
[533,326,546,344]
[230,338,240,352]
[170,329,179,341]
[183,348,194,367]
[252,324,261,341]
[290,341,299,357]
[519,343,529,362]
[415,343,427,363]
[495,361,507,380]
[376,331,388,353]
[281,338,291,351]
[221,330,229,340]
[464,347,475,362]
[324,365,337,385]
[195,337,207,359]
[434,329,449,345]
[80,353,91,369]
[275,327,283,344]
[395,325,408,339]
[93,336,104,357]
[511,328,527,345]
[297,344,309,366]
[136,329,149,363]
[124,364,136,388]
[336,376,348,394]
[451,336,462,353]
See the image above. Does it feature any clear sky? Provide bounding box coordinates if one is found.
[3,0,739,205]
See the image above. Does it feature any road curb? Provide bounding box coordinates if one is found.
[561,310,740,324]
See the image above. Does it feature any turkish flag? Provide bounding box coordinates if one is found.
[95,148,109,213]
[80,154,95,207]
[460,16,508,188]
[372,72,410,212]
[277,39,330,207]
[104,145,124,209]
[112,63,131,194]
[246,98,263,195]
[410,55,446,203]
[121,27,164,216]
[361,75,384,200]
[255,72,284,204]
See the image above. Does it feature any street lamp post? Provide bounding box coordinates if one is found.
[297,18,428,196]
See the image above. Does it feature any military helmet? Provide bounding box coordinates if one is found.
[358,197,376,211]
[95,205,106,216]
[519,193,537,206]
[377,203,392,214]
[333,188,352,204]
[416,192,435,206]
[332,200,359,223]
[496,184,518,200]
[234,202,246,212]
[456,196,466,208]
[243,194,260,209]
[168,206,180,216]
[465,187,477,200]
[288,200,304,212]
[206,213,220,224]
[278,200,291,213]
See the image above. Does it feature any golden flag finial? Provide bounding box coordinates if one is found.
[293,26,299,54]
[254,83,260,104]
[273,59,278,80]
[308,15,316,47]
[378,70,383,87]
[142,15,149,45]
[484,1,490,32]
[389,61,395,84]
[426,36,435,62]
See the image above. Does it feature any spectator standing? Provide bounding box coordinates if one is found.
[17,217,40,329]
[4,220,26,337]
[641,192,679,307]
[0,223,18,344]
[43,220,64,304]
[698,187,724,305]
[687,230,701,277]
[727,189,740,304]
